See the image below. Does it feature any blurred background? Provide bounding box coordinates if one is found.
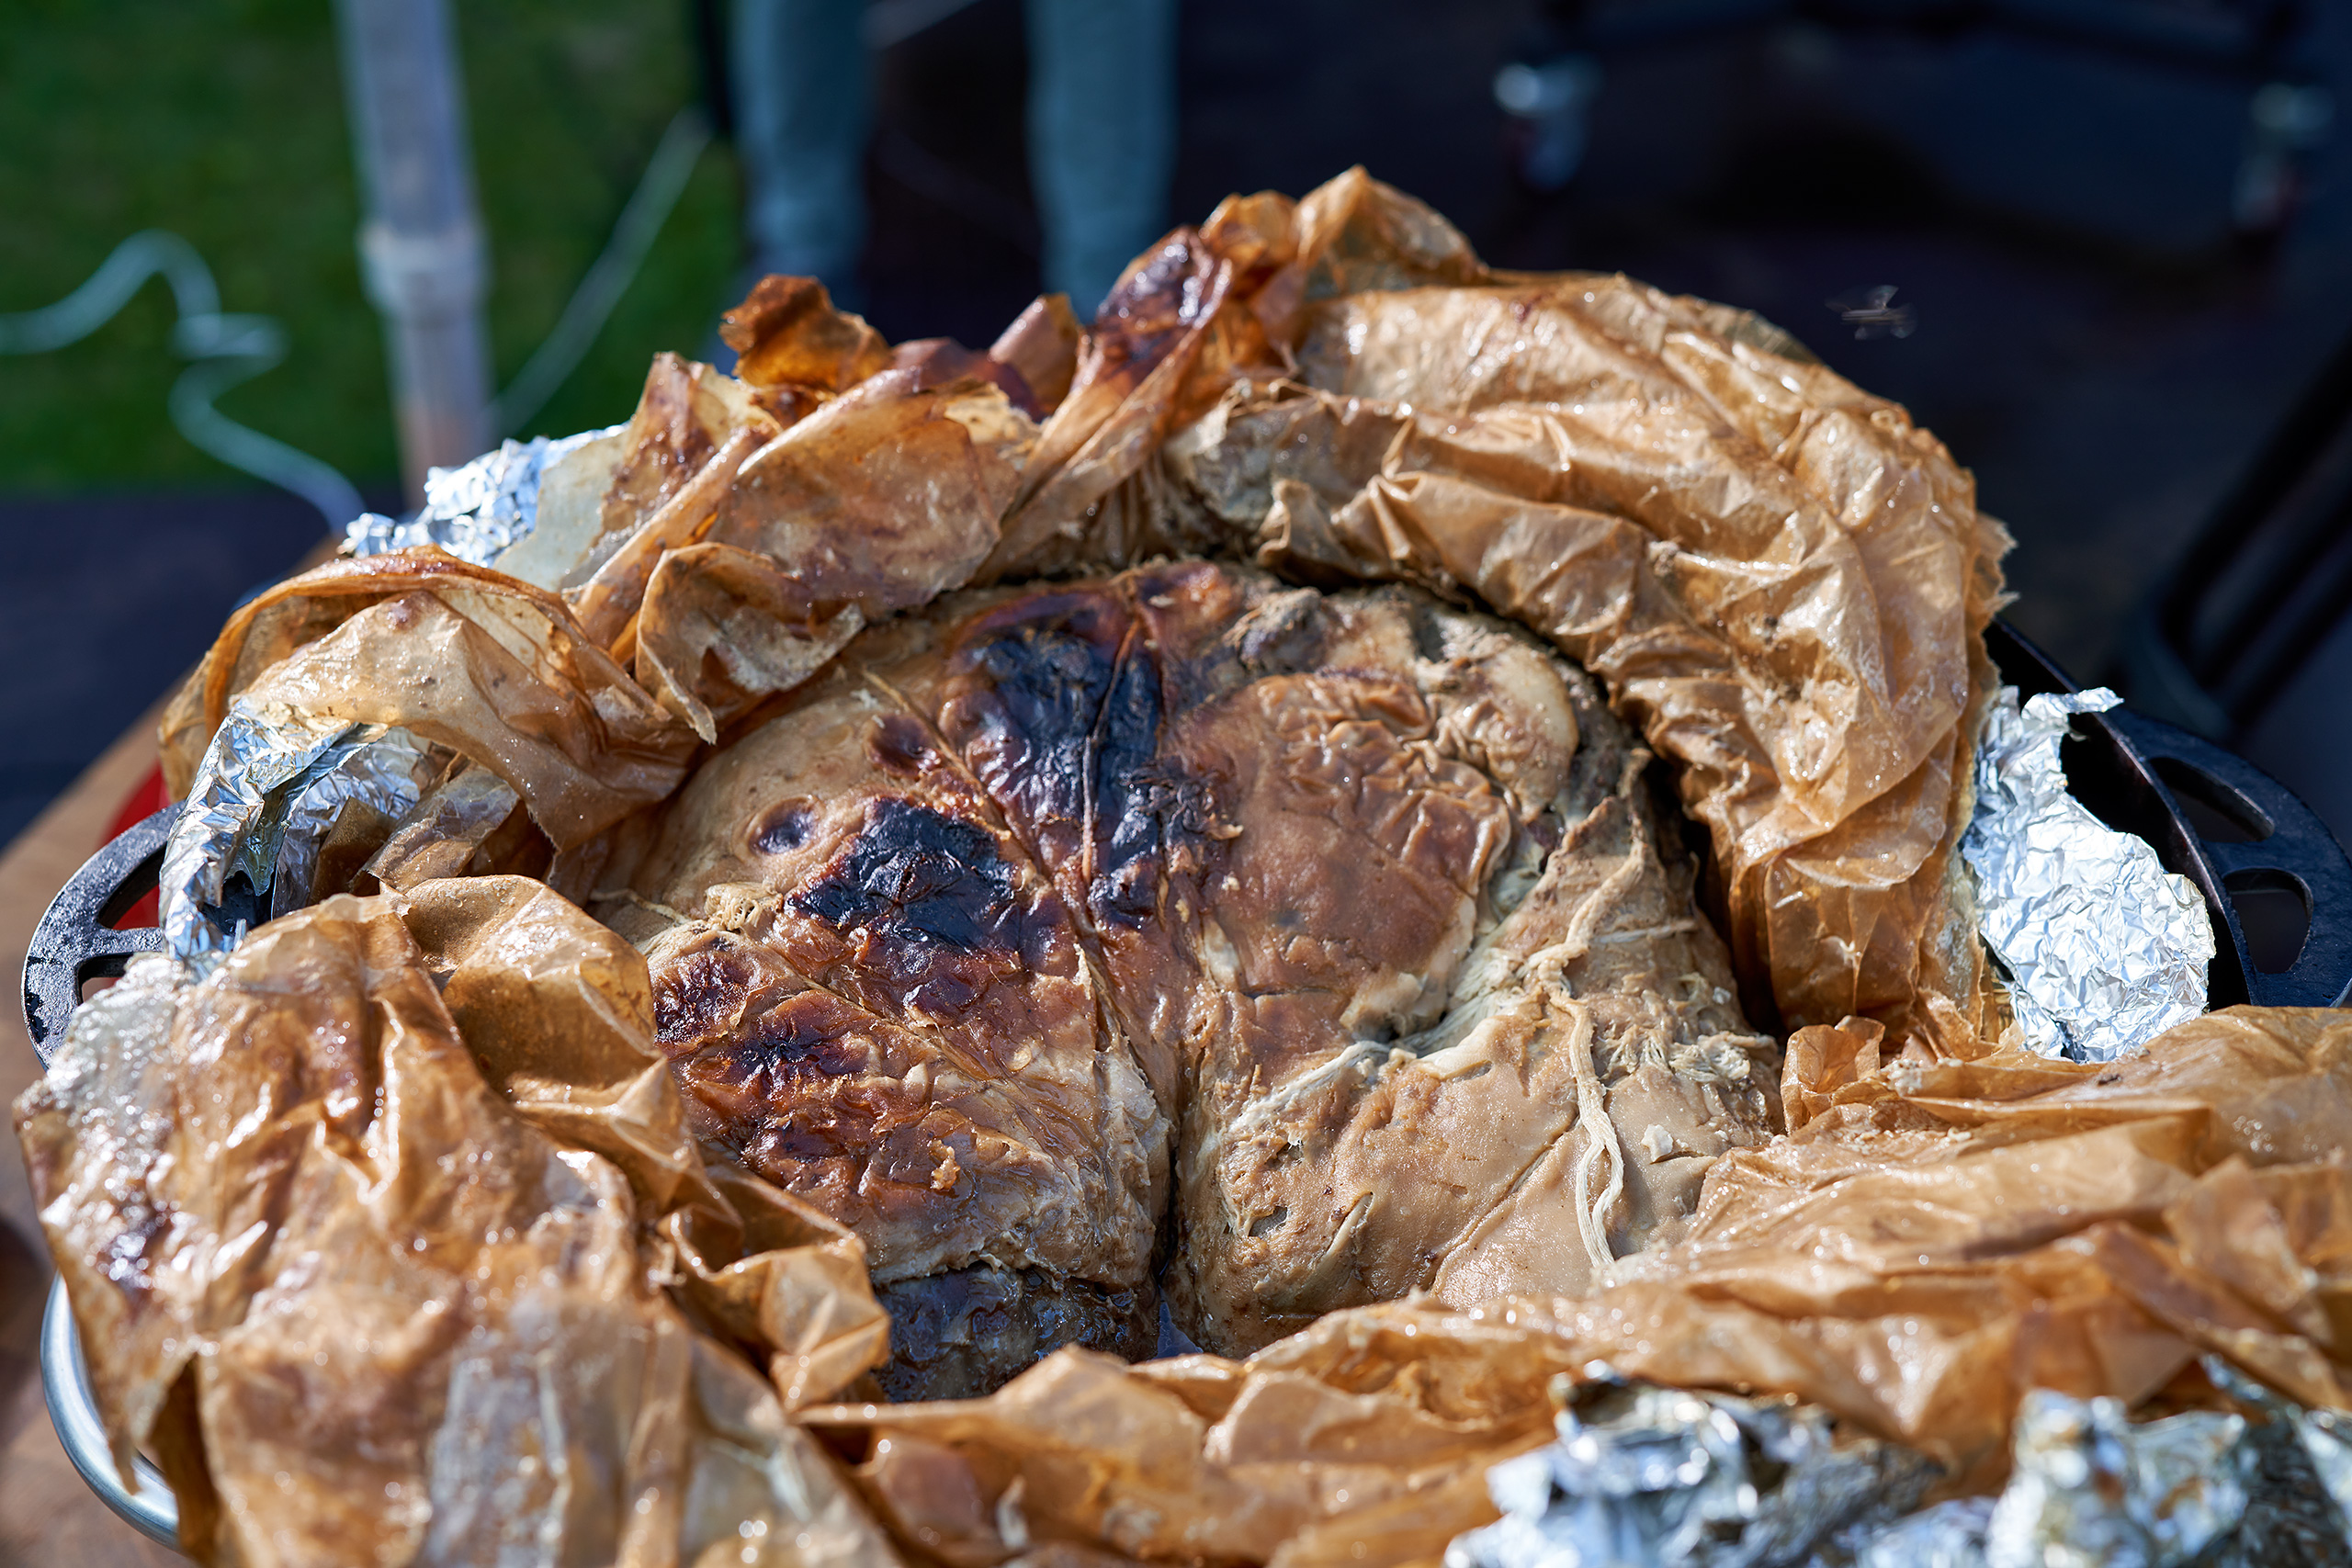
[4,0,2349,853]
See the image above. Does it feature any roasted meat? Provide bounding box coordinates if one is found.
[623,558,1774,1380]
[623,651,1167,1397]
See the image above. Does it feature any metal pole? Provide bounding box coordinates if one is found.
[334,0,493,502]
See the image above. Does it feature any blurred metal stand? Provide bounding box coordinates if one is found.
[335,0,492,504]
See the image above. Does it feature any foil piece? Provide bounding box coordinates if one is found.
[1984,1389,2246,1568]
[1443,1369,1935,1568]
[1443,1372,2337,1568]
[159,699,437,973]
[161,701,352,971]
[1961,686,2214,1062]
[1855,1498,1996,1568]
[2299,1407,2352,1529]
[265,727,435,920]
[1850,1381,2268,1568]
[177,417,616,965]
[2201,1356,2352,1541]
[344,424,617,566]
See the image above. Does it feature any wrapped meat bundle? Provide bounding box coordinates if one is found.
[617,558,1773,1377]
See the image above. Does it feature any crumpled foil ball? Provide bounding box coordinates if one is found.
[1962,687,2214,1062]
[1451,1361,2352,1568]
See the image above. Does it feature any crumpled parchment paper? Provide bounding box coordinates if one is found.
[17,884,899,1566]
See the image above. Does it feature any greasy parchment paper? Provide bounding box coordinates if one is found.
[22,169,2346,1566]
[805,1008,2352,1563]
[18,882,899,1567]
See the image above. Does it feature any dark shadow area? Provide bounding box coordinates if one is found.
[2228,866,2315,975]
[2154,754,2275,844]
[0,489,374,846]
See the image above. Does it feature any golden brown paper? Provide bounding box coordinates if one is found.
[161,550,700,848]
[598,350,785,546]
[808,1009,2352,1562]
[16,889,899,1566]
[631,369,1037,739]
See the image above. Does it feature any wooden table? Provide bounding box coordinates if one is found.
[0,704,184,1565]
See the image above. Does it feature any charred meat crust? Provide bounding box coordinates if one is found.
[872,1266,1156,1403]
[939,584,1222,938]
[633,560,1773,1385]
[793,798,1030,960]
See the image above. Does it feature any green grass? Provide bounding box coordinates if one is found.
[0,0,742,494]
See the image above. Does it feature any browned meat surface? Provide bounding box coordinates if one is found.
[624,650,1166,1393]
[623,560,1775,1384]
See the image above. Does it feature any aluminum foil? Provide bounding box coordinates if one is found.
[2202,1357,2352,1533]
[1438,1368,2352,1568]
[344,424,617,564]
[159,700,437,973]
[1854,1498,1996,1568]
[1837,1362,2352,1568]
[1443,1367,1937,1568]
[170,427,610,969]
[264,726,435,920]
[1961,686,2214,1062]
[2294,1405,2352,1531]
[1984,1389,2246,1568]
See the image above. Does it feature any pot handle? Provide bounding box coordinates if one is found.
[2106,709,2352,1010]
[19,804,175,1066]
